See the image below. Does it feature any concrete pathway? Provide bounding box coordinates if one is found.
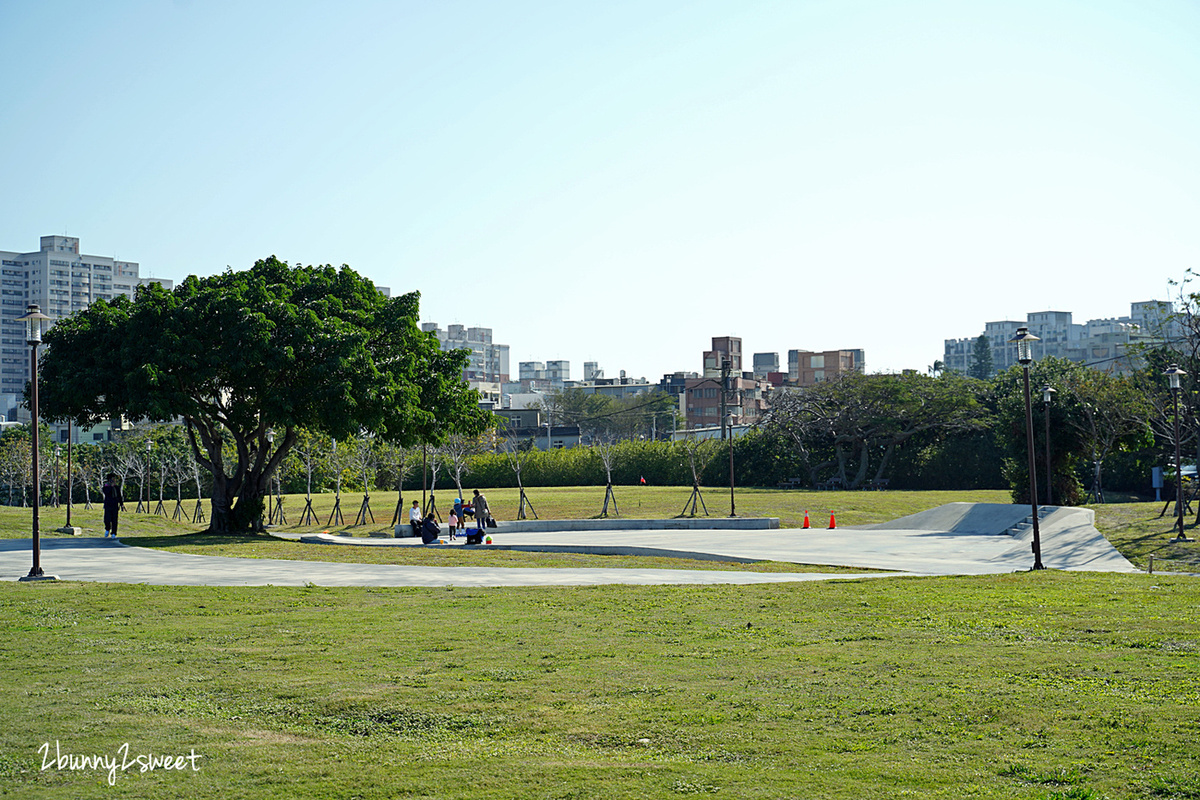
[0,537,887,587]
[0,503,1138,587]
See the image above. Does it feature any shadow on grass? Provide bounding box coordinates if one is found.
[130,532,278,549]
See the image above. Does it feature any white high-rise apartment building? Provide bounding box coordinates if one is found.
[420,322,510,383]
[0,235,173,415]
[943,300,1179,377]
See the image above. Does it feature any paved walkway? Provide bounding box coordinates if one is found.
[1,503,1138,587]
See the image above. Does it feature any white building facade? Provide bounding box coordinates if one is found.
[0,235,173,419]
[944,301,1179,376]
[421,322,510,385]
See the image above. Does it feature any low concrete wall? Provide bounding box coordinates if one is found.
[494,517,779,533]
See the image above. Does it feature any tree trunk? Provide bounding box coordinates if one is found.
[851,441,871,489]
[208,480,267,533]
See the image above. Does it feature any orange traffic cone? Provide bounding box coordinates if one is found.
[802,511,810,529]
[828,511,836,529]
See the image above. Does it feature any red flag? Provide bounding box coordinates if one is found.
[639,476,646,485]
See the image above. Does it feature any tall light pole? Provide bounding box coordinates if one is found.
[266,429,275,525]
[727,413,736,517]
[1042,384,1056,506]
[65,421,73,527]
[1009,326,1045,570]
[52,444,60,507]
[720,359,731,440]
[17,304,56,582]
[144,438,153,513]
[1165,364,1189,542]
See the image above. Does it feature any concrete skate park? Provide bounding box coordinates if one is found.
[1,502,1137,586]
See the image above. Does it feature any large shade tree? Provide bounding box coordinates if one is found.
[36,257,488,532]
[759,371,987,489]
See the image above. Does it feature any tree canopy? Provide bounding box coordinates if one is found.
[760,371,988,489]
[37,257,488,532]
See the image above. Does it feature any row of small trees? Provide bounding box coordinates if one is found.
[0,424,205,515]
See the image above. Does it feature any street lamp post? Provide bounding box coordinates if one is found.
[1165,364,1190,542]
[17,304,56,582]
[1042,385,1056,506]
[1009,326,1045,570]
[266,429,275,525]
[52,444,60,507]
[727,413,736,517]
[144,439,153,513]
[55,421,79,534]
[65,421,73,528]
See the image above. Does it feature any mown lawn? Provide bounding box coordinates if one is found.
[2,572,1198,798]
[1090,502,1200,573]
[6,488,1200,797]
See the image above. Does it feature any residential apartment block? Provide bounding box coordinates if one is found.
[518,360,569,387]
[788,348,865,386]
[684,337,769,431]
[752,352,779,380]
[943,301,1178,377]
[420,323,510,384]
[683,374,768,430]
[703,336,742,376]
[0,235,173,421]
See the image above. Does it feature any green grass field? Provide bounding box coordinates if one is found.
[3,487,1200,798]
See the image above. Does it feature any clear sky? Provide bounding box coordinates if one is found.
[3,0,1199,380]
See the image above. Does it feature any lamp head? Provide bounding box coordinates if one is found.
[1008,326,1039,366]
[16,304,51,345]
[1042,384,1056,404]
[1165,364,1187,391]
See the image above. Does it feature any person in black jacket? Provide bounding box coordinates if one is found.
[420,514,441,544]
[102,473,123,539]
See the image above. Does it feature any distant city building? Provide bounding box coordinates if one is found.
[659,371,699,398]
[518,360,568,386]
[683,374,768,430]
[703,336,742,376]
[787,349,865,386]
[0,235,173,428]
[492,408,582,450]
[421,323,510,384]
[563,367,651,400]
[752,352,779,379]
[943,301,1178,377]
[684,337,768,431]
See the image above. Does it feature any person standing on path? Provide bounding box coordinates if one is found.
[102,473,123,539]
[472,489,490,531]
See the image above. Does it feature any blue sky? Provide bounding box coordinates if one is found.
[3,0,1199,380]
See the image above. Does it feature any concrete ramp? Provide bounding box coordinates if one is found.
[869,502,1030,534]
[867,503,1136,573]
